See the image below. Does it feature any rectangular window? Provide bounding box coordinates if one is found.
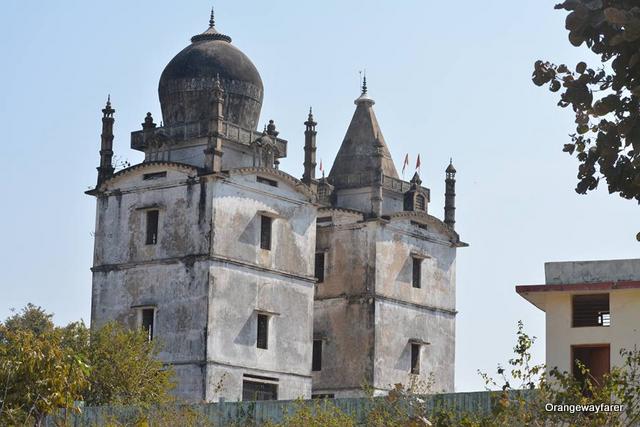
[572,294,610,327]
[260,215,272,250]
[257,176,278,187]
[141,308,155,342]
[145,210,159,245]
[312,339,322,371]
[312,394,335,399]
[242,380,278,401]
[143,171,167,180]
[411,343,421,374]
[257,314,269,349]
[315,252,325,283]
[412,258,422,288]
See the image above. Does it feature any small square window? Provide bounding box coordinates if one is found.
[146,210,159,245]
[257,314,269,349]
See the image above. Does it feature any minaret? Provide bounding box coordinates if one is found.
[97,96,115,186]
[302,107,317,185]
[204,74,224,172]
[444,159,457,229]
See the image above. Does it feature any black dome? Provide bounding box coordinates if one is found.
[158,22,263,131]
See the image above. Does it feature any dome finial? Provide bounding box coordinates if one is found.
[209,7,215,27]
[361,70,367,95]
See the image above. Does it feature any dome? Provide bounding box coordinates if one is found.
[158,13,263,131]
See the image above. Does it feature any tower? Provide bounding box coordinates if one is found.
[88,11,317,402]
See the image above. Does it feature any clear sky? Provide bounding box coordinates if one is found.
[0,1,638,392]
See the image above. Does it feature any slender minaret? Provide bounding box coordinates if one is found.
[97,96,115,186]
[205,74,224,172]
[302,107,317,184]
[444,159,457,229]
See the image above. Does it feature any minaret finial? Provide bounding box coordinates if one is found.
[106,94,111,108]
[362,70,367,95]
[209,7,215,27]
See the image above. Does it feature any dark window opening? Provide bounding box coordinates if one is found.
[141,308,154,341]
[572,345,610,392]
[317,216,332,223]
[572,294,610,327]
[257,176,278,187]
[143,171,167,180]
[260,215,272,250]
[257,314,269,349]
[410,221,428,231]
[412,258,422,289]
[145,210,159,245]
[242,380,278,401]
[315,252,325,283]
[411,343,421,374]
[312,394,335,399]
[312,339,322,371]
[415,194,426,211]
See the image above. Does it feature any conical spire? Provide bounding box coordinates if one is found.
[329,84,399,185]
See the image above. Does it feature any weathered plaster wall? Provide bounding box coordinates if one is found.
[206,262,314,401]
[374,300,455,392]
[211,172,316,277]
[312,298,374,395]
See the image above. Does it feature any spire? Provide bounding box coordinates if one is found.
[330,84,398,185]
[191,7,231,43]
[355,72,374,106]
[97,95,115,186]
[303,107,318,184]
[444,159,457,229]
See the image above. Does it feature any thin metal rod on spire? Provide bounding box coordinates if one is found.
[209,7,215,27]
[362,70,367,95]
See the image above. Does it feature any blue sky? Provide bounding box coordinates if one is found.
[0,1,638,392]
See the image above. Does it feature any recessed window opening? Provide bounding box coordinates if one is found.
[145,210,159,245]
[260,215,272,250]
[140,308,155,342]
[411,343,421,374]
[315,252,325,283]
[143,171,167,180]
[242,380,278,401]
[415,194,426,211]
[257,176,278,187]
[257,314,269,349]
[412,257,422,289]
[312,339,322,371]
[572,294,610,327]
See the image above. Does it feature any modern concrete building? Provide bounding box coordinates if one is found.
[517,259,640,384]
[87,10,465,402]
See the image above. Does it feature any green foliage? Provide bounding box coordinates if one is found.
[0,324,89,425]
[533,0,640,234]
[84,322,174,406]
[0,304,176,425]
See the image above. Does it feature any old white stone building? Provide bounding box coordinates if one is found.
[88,11,466,402]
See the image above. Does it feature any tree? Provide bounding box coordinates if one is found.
[0,304,175,425]
[532,0,640,239]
